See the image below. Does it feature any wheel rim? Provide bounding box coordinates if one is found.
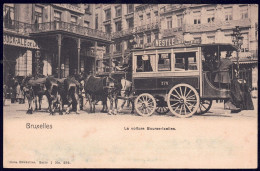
[196,99,212,115]
[135,93,156,117]
[167,84,200,118]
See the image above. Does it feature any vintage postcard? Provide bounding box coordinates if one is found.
[3,3,258,168]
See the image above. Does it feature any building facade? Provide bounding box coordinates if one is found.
[3,3,111,86]
[96,4,258,88]
[3,4,258,89]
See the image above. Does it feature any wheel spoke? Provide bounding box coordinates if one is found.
[184,104,187,115]
[186,94,196,99]
[186,101,196,108]
[170,99,180,102]
[179,87,183,97]
[183,86,187,97]
[180,105,183,115]
[185,104,192,113]
[186,99,198,102]
[185,89,192,98]
[170,94,181,99]
[171,102,180,107]
[173,89,182,99]
[201,103,208,110]
[174,104,180,112]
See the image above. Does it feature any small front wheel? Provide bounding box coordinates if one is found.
[135,93,156,117]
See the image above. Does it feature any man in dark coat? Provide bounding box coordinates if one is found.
[214,51,233,89]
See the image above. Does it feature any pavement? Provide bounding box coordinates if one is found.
[3,97,258,168]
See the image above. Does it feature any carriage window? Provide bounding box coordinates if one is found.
[136,55,155,72]
[175,52,197,71]
[158,53,171,71]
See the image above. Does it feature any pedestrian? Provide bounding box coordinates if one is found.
[214,51,233,89]
[10,86,16,103]
[16,83,23,104]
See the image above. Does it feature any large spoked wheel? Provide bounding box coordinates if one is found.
[196,99,213,115]
[167,84,200,118]
[135,93,156,117]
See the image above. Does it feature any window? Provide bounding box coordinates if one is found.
[240,5,248,19]
[95,14,98,29]
[85,4,91,14]
[84,21,90,27]
[136,55,155,72]
[207,9,215,23]
[207,36,215,43]
[115,21,122,31]
[194,37,201,43]
[127,4,134,13]
[35,5,43,23]
[154,33,159,40]
[106,45,110,54]
[175,52,197,71]
[105,9,111,21]
[158,53,171,71]
[139,15,143,21]
[4,4,15,28]
[105,24,111,33]
[54,11,61,21]
[225,7,233,21]
[147,34,151,43]
[154,11,158,17]
[127,17,134,29]
[115,42,121,52]
[127,40,132,49]
[177,15,183,27]
[147,13,151,20]
[115,5,122,17]
[160,7,166,13]
[241,34,249,52]
[4,4,15,21]
[193,11,201,24]
[139,36,144,44]
[71,15,77,24]
[167,16,172,29]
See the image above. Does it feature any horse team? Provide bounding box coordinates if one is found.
[21,74,134,115]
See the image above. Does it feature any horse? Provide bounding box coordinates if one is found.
[58,76,81,114]
[84,75,109,113]
[45,76,63,115]
[21,75,46,114]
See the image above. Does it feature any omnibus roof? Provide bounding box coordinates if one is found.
[132,43,238,52]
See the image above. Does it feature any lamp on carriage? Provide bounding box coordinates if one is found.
[231,26,243,78]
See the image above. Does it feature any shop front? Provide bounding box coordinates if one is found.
[3,33,40,86]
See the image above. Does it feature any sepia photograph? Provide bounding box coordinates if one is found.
[2,3,258,168]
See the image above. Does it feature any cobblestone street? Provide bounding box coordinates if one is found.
[3,97,258,168]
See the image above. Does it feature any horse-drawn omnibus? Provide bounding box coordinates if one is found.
[131,42,238,117]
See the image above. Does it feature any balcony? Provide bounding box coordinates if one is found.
[3,20,33,36]
[4,20,111,41]
[111,22,159,39]
[31,21,111,41]
[184,19,251,33]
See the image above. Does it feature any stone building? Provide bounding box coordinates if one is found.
[3,3,258,90]
[95,4,258,88]
[3,3,111,86]
[158,4,258,90]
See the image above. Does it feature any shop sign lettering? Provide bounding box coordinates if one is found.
[3,34,39,49]
[155,38,184,47]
